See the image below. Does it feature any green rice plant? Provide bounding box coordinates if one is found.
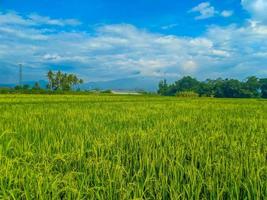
[0,95,266,199]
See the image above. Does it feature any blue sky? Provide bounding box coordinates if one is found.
[0,0,267,84]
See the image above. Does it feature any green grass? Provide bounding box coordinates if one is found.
[0,94,266,199]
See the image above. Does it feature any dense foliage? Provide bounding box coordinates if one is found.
[176,91,199,98]
[158,76,267,98]
[47,70,83,91]
[0,95,266,199]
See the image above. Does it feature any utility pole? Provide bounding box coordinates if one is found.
[19,64,22,87]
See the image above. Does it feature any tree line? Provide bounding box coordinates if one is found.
[1,70,267,98]
[158,76,267,98]
[0,70,84,94]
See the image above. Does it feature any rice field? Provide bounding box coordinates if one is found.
[0,94,266,199]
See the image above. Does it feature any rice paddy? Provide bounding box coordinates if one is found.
[0,94,266,199]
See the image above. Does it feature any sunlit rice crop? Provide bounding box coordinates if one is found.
[0,95,266,199]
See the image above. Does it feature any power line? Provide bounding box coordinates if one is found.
[19,64,22,87]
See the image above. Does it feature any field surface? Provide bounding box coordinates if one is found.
[0,95,266,199]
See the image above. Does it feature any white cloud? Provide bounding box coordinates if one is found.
[189,2,216,20]
[28,14,81,26]
[43,54,62,61]
[161,23,179,30]
[0,26,48,40]
[0,11,81,27]
[182,61,198,72]
[221,10,234,18]
[0,11,266,83]
[189,2,233,20]
[242,0,267,23]
[212,49,230,57]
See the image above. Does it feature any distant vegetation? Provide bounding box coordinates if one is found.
[0,70,84,94]
[1,71,267,98]
[158,76,267,98]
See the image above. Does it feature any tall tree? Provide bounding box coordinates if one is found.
[46,70,83,91]
[243,76,261,97]
[33,82,41,90]
[158,79,168,95]
[174,76,200,93]
[47,70,55,90]
[260,78,267,98]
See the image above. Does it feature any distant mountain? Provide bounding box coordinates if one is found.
[0,83,14,88]
[1,77,170,92]
[81,77,162,92]
[0,80,47,88]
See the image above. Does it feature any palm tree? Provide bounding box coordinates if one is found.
[47,70,54,90]
[55,71,63,90]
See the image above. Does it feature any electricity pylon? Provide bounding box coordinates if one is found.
[19,64,23,87]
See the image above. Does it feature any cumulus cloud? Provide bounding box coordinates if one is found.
[28,14,81,26]
[189,2,216,20]
[0,11,81,27]
[189,2,233,20]
[242,0,267,23]
[0,11,266,83]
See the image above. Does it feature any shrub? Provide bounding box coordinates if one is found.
[101,90,112,94]
[176,91,199,98]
